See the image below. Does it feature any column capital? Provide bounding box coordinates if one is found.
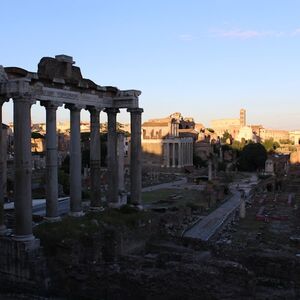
[40,101,63,110]
[65,103,85,111]
[105,107,120,114]
[86,106,102,113]
[13,95,35,105]
[127,107,144,114]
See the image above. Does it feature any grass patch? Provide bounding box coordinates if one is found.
[142,188,206,208]
[34,208,154,255]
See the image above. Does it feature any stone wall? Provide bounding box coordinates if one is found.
[0,237,49,295]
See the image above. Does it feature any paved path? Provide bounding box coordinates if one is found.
[142,178,187,192]
[183,175,259,241]
[183,192,241,241]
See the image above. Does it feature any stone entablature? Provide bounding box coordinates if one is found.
[0,55,143,242]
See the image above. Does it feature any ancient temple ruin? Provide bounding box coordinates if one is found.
[0,55,143,242]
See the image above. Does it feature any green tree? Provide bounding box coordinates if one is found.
[231,140,245,151]
[221,130,232,144]
[206,128,215,133]
[262,138,280,153]
[237,143,267,172]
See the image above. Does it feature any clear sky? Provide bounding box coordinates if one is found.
[1,0,300,130]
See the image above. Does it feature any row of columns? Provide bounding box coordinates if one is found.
[164,140,193,168]
[0,97,143,241]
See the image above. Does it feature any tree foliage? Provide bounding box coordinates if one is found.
[237,143,267,172]
[221,131,232,144]
[262,138,280,153]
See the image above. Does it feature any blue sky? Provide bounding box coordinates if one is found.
[1,0,300,130]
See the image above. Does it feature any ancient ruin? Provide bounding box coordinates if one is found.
[0,55,143,242]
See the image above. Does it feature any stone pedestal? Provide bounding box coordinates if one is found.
[13,97,35,241]
[67,104,84,216]
[106,108,119,205]
[128,108,143,205]
[89,107,102,208]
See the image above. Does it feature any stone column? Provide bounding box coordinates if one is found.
[117,133,125,193]
[0,98,8,235]
[208,158,213,181]
[41,101,61,221]
[162,143,167,167]
[172,142,176,167]
[13,96,35,241]
[219,146,223,162]
[106,108,120,206]
[128,108,143,205]
[190,142,193,165]
[181,143,184,167]
[166,143,170,167]
[89,107,102,208]
[178,142,182,168]
[188,142,191,165]
[183,142,186,165]
[66,104,84,216]
[187,142,190,165]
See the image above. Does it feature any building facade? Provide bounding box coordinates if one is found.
[142,113,193,168]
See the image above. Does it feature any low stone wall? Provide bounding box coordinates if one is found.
[0,237,49,295]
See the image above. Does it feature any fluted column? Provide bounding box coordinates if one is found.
[128,108,143,205]
[66,104,84,216]
[0,98,8,235]
[89,107,101,208]
[13,96,35,241]
[106,108,119,206]
[41,101,61,221]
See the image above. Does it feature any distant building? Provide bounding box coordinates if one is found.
[289,131,300,145]
[210,108,246,138]
[258,128,289,142]
[142,112,193,168]
[236,126,259,143]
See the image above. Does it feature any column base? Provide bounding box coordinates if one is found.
[44,216,62,223]
[69,211,85,217]
[12,233,35,242]
[0,225,8,236]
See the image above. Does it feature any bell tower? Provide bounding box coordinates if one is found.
[240,108,246,127]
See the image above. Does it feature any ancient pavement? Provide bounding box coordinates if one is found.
[141,178,187,192]
[183,191,241,241]
[183,175,258,241]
